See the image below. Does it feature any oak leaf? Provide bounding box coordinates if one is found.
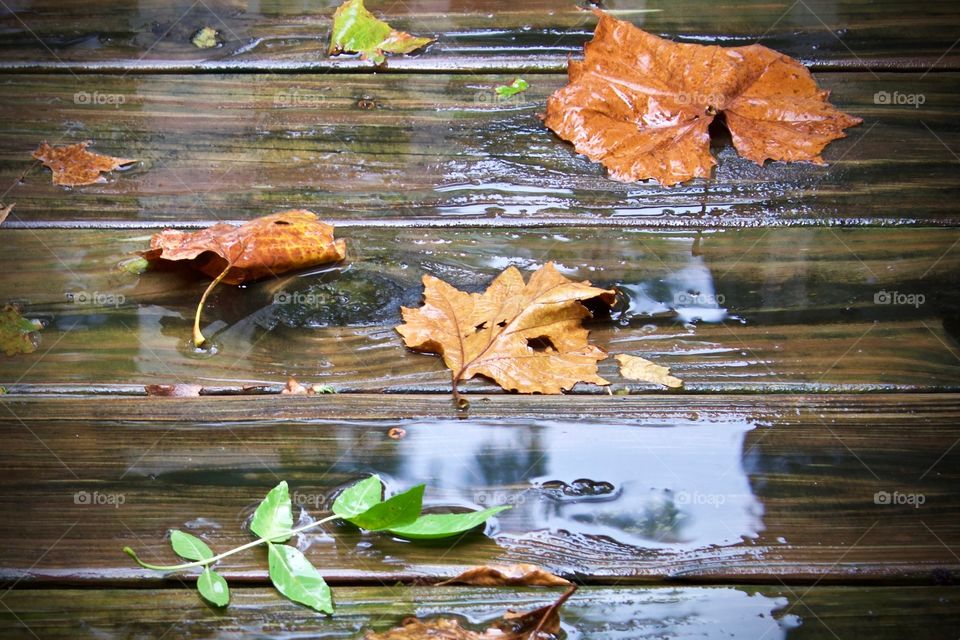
[141,210,346,346]
[329,0,433,65]
[396,263,613,400]
[615,354,683,388]
[439,564,570,587]
[32,141,135,186]
[543,11,862,186]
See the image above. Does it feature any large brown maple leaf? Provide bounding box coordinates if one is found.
[543,11,863,186]
[396,262,614,399]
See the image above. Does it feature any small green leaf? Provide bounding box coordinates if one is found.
[119,256,149,275]
[170,530,214,561]
[388,505,511,540]
[345,484,424,531]
[197,567,229,607]
[191,26,219,49]
[332,475,383,519]
[495,78,529,99]
[267,543,333,614]
[329,0,432,65]
[250,481,294,543]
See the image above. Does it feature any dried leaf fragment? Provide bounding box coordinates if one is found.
[141,210,347,346]
[144,384,203,397]
[615,354,683,388]
[32,141,135,186]
[282,377,313,396]
[0,305,43,356]
[191,26,219,49]
[543,11,862,186]
[397,262,614,399]
[329,0,433,65]
[439,564,570,587]
[0,203,13,225]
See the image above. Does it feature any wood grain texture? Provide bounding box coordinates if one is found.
[0,585,958,639]
[1,226,957,393]
[0,0,958,72]
[0,73,957,226]
[0,395,957,584]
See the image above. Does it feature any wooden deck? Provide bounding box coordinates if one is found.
[1,0,958,637]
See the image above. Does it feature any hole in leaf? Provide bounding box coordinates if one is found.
[497,320,508,327]
[527,336,556,352]
[475,322,487,331]
[274,220,291,225]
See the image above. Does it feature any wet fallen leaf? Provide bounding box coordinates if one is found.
[439,564,570,587]
[192,26,219,48]
[615,354,683,388]
[141,210,347,346]
[0,305,43,356]
[387,427,406,440]
[32,141,135,187]
[144,384,203,397]
[329,0,433,65]
[543,11,862,186]
[0,203,13,225]
[282,377,313,396]
[397,262,614,401]
[366,586,574,639]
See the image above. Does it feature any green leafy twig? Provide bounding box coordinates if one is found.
[124,476,508,612]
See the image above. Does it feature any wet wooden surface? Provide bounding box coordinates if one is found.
[0,73,957,227]
[1,0,959,637]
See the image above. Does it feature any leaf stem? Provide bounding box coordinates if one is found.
[193,261,233,347]
[125,513,340,573]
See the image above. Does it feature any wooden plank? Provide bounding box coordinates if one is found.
[1,226,958,393]
[1,585,958,639]
[0,73,957,227]
[0,394,957,584]
[1,0,958,72]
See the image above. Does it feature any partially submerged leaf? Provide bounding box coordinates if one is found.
[495,78,529,99]
[145,384,202,397]
[267,543,333,614]
[344,484,424,531]
[32,141,135,186]
[397,262,614,397]
[170,530,214,562]
[615,354,683,388]
[250,481,294,543]
[543,11,862,186]
[197,567,230,607]
[329,0,433,65]
[0,305,43,356]
[389,506,510,540]
[439,564,570,587]
[141,210,346,346]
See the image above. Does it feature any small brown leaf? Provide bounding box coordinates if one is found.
[281,377,314,396]
[439,564,570,587]
[32,141,135,186]
[543,11,862,186]
[0,203,13,225]
[145,384,203,397]
[615,354,683,388]
[397,262,614,399]
[387,427,407,440]
[0,305,43,356]
[141,210,347,346]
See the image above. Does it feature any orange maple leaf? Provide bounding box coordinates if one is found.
[142,210,347,346]
[32,141,135,186]
[396,262,613,401]
[543,11,863,186]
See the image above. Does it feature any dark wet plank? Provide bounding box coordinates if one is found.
[0,394,957,584]
[1,585,958,639]
[1,0,959,72]
[1,226,958,393]
[0,73,957,227]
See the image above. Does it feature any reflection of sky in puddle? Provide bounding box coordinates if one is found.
[388,419,762,551]
[620,254,729,324]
